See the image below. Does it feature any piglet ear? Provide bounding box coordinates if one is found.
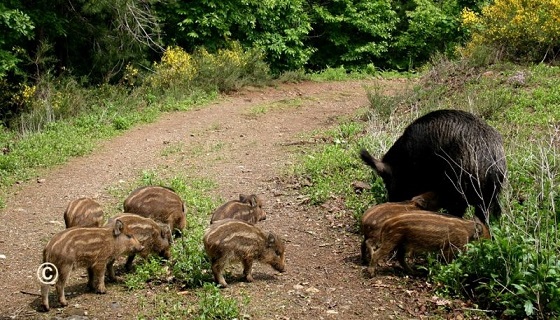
[474,222,484,239]
[267,233,276,247]
[113,219,124,236]
[239,194,248,202]
[249,195,258,208]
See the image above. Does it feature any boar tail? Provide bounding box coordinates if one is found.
[360,149,390,176]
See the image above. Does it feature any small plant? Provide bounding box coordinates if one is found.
[195,283,243,319]
[124,256,170,290]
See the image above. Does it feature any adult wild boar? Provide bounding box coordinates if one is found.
[41,219,143,311]
[123,186,186,236]
[210,194,266,224]
[360,109,506,224]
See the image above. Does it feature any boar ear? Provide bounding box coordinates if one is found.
[249,195,258,208]
[412,195,427,209]
[113,219,124,236]
[474,222,484,239]
[161,225,172,241]
[267,233,276,247]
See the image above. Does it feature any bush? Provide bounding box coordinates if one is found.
[461,0,560,62]
[431,141,560,317]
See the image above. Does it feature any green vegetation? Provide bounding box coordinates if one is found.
[116,172,248,319]
[0,45,268,205]
[291,60,560,318]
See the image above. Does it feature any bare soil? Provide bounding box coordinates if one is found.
[0,80,483,319]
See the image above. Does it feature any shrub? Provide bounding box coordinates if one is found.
[461,0,560,62]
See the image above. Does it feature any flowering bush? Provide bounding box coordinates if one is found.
[461,0,560,61]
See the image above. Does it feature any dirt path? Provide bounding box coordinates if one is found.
[0,80,471,319]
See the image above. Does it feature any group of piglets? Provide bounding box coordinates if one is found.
[360,192,490,276]
[41,186,181,311]
[206,194,286,288]
[41,187,286,311]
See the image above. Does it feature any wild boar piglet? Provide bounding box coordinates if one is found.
[203,219,286,287]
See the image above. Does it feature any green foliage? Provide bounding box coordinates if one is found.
[124,256,170,290]
[432,168,560,318]
[461,0,560,63]
[307,0,398,71]
[291,122,385,220]
[195,283,243,320]
[163,0,312,73]
[0,4,34,79]
[137,173,218,287]
[390,0,464,70]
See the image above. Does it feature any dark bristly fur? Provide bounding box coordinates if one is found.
[360,109,506,224]
[210,194,266,224]
[203,219,286,288]
[41,219,144,311]
[123,186,186,236]
[63,197,104,228]
[365,210,490,276]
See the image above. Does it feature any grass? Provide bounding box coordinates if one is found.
[290,58,560,318]
[245,97,309,118]
[113,172,248,319]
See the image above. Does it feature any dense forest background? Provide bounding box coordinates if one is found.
[1,0,558,128]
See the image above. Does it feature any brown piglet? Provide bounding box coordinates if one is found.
[41,219,144,311]
[203,219,286,287]
[123,186,186,236]
[360,192,439,264]
[105,214,173,279]
[210,194,266,224]
[365,210,490,276]
[63,197,104,228]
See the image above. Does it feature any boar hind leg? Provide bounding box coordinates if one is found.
[396,247,415,274]
[86,267,95,290]
[91,263,107,293]
[211,257,228,288]
[365,238,379,277]
[106,259,117,282]
[242,259,254,282]
[40,284,50,311]
[55,266,71,307]
[361,239,370,266]
[125,253,136,271]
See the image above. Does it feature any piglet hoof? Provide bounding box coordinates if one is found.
[364,267,376,278]
[244,275,254,283]
[95,287,107,294]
